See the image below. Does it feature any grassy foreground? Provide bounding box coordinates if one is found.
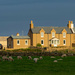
[0,56,75,75]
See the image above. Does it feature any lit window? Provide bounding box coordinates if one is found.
[52,32,55,37]
[63,32,66,38]
[25,40,28,45]
[41,40,44,45]
[63,40,66,45]
[41,32,44,37]
[17,40,20,45]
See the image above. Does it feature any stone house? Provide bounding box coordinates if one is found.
[7,20,75,49]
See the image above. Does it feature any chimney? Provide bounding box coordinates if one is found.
[16,33,20,36]
[30,20,34,29]
[67,21,74,29]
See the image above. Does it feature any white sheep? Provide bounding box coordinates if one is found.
[51,56,55,58]
[53,60,58,62]
[17,56,22,59]
[61,54,67,57]
[58,59,63,60]
[9,56,14,61]
[28,56,32,60]
[39,56,43,60]
[2,56,9,61]
[33,58,39,63]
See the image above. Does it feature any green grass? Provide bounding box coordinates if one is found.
[0,56,75,75]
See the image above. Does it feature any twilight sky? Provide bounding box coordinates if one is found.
[0,0,75,36]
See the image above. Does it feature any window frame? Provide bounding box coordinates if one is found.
[63,39,66,45]
[25,40,28,45]
[63,32,66,38]
[41,39,44,45]
[41,32,44,37]
[17,40,20,45]
[52,32,55,37]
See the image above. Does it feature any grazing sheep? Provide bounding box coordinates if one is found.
[61,54,67,57]
[58,59,63,60]
[28,56,32,60]
[51,56,55,58]
[17,56,22,59]
[33,58,39,63]
[9,56,14,61]
[2,56,9,61]
[53,60,58,62]
[68,53,73,56]
[39,56,43,60]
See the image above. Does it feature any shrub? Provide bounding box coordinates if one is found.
[36,43,42,47]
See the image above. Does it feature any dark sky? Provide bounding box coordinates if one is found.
[0,0,75,36]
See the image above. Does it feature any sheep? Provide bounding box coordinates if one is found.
[33,58,39,63]
[28,56,32,60]
[39,56,43,60]
[51,56,55,58]
[2,56,9,61]
[58,59,63,60]
[8,56,14,61]
[17,56,22,59]
[61,54,67,57]
[68,53,73,56]
[53,60,58,62]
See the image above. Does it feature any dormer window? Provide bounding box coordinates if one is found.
[52,32,55,37]
[63,32,66,38]
[41,32,44,37]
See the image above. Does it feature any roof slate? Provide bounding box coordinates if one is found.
[31,27,72,34]
[10,35,30,39]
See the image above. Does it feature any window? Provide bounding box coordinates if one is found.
[17,40,20,45]
[57,40,59,45]
[41,32,44,37]
[63,32,66,38]
[51,40,59,45]
[41,40,44,45]
[63,40,66,45]
[52,32,55,37]
[25,40,28,45]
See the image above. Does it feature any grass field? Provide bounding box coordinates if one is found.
[0,56,75,75]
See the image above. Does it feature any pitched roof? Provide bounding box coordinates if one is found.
[31,27,72,34]
[10,35,30,39]
[73,27,75,33]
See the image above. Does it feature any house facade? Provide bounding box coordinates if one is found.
[7,20,75,49]
[7,33,30,49]
[28,20,75,48]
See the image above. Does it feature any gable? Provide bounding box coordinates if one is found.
[40,28,45,33]
[62,29,67,33]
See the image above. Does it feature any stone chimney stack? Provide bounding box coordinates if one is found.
[30,20,34,29]
[16,33,20,36]
[67,21,74,29]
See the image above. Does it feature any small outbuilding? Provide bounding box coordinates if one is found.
[7,33,30,49]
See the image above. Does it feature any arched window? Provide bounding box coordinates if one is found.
[17,40,20,45]
[25,40,28,45]
[41,40,44,45]
[63,39,66,45]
